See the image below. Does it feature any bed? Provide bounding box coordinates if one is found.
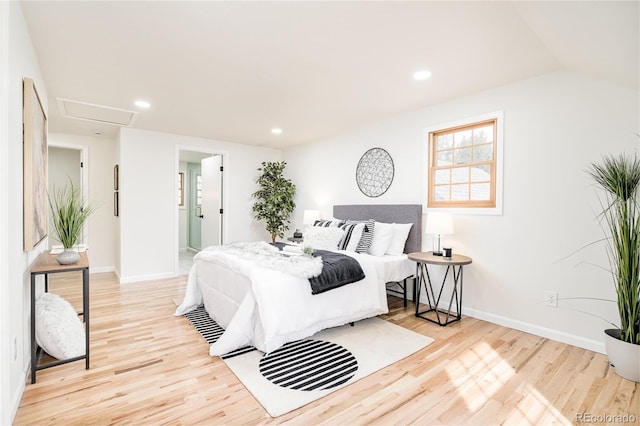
[175,204,422,356]
[333,204,421,306]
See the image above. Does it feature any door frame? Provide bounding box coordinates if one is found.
[175,145,228,275]
[48,141,90,247]
[186,162,202,251]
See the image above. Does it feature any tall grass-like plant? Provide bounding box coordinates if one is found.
[252,161,296,243]
[49,180,96,249]
[589,154,640,344]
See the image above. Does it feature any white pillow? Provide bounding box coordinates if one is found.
[386,223,413,255]
[338,222,365,252]
[368,221,394,256]
[303,226,345,250]
[35,292,85,360]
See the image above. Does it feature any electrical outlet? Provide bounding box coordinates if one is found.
[544,291,558,308]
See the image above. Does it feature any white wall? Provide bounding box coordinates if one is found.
[0,1,10,422]
[48,133,118,272]
[284,71,639,353]
[2,2,49,423]
[118,128,281,282]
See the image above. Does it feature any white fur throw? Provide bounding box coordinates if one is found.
[303,226,345,251]
[35,292,85,360]
[203,241,323,278]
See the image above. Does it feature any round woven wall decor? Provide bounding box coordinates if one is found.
[356,148,394,197]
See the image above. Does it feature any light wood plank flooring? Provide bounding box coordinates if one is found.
[14,271,639,425]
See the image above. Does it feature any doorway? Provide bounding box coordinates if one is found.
[47,144,88,248]
[177,148,224,274]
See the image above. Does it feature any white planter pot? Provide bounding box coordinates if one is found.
[604,329,640,382]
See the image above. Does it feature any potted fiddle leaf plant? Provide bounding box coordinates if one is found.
[252,161,296,243]
[49,179,96,265]
[588,154,640,382]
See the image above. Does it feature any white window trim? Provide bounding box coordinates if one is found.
[422,110,504,215]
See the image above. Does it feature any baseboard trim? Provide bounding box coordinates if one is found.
[8,368,26,424]
[89,266,115,274]
[462,306,606,354]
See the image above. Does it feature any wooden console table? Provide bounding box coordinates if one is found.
[29,251,90,383]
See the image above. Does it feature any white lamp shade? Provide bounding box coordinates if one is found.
[303,209,320,225]
[425,212,454,235]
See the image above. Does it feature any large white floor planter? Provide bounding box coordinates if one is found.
[604,329,640,382]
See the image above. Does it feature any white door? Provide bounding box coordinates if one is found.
[200,155,222,248]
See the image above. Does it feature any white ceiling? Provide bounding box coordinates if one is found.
[20,1,639,148]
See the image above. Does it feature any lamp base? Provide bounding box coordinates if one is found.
[432,251,443,256]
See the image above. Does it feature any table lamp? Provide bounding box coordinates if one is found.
[303,210,320,226]
[425,212,454,256]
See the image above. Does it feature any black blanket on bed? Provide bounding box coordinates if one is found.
[309,249,365,294]
[272,243,365,294]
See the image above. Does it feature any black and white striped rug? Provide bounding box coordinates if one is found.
[186,306,358,390]
[259,339,358,391]
[185,306,255,359]
[185,306,434,417]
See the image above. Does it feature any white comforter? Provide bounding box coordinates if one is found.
[175,243,388,355]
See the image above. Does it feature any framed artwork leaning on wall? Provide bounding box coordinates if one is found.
[23,77,48,251]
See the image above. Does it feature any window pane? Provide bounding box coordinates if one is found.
[470,164,491,182]
[473,144,493,162]
[437,134,453,150]
[454,130,472,148]
[437,150,452,166]
[434,185,450,201]
[471,183,491,200]
[435,169,450,184]
[473,125,493,144]
[196,175,202,205]
[451,184,469,201]
[451,166,469,184]
[454,147,472,164]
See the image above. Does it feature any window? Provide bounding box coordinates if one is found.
[427,112,502,211]
[177,172,185,206]
[196,174,202,206]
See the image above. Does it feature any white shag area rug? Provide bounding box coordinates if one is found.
[221,317,434,417]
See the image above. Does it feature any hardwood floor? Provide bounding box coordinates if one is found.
[14,271,639,425]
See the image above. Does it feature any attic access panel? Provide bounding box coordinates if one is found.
[57,98,138,127]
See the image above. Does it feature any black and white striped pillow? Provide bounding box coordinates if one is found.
[313,219,345,228]
[338,222,365,251]
[346,219,375,253]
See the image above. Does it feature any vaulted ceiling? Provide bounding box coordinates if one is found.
[20,1,639,148]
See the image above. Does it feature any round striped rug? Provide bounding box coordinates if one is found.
[259,339,358,391]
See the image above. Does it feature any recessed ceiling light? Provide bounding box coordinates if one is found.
[134,100,151,108]
[271,128,283,134]
[92,130,103,136]
[413,70,432,81]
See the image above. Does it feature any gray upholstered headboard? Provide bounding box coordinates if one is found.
[333,204,422,253]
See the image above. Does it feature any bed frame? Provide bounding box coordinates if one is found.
[333,204,422,253]
[333,204,423,306]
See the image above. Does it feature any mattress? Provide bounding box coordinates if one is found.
[376,254,415,283]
